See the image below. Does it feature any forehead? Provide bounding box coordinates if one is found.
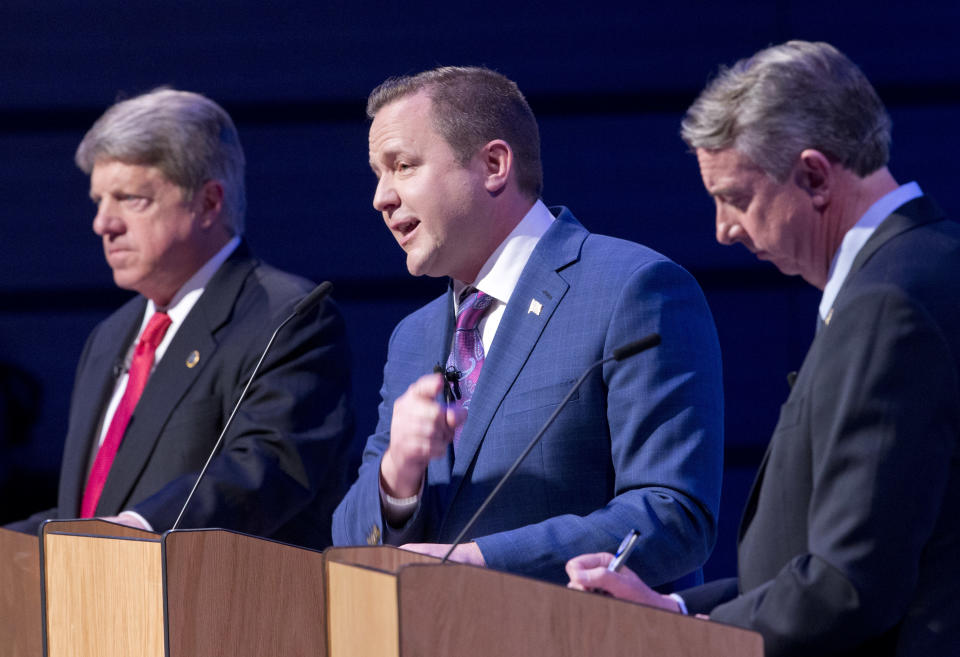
[90,159,169,189]
[368,92,439,154]
[695,148,766,192]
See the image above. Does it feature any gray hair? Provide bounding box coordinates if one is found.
[367,66,543,199]
[681,40,891,181]
[76,88,246,234]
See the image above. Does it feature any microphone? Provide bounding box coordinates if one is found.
[441,332,662,562]
[170,281,334,531]
[294,280,333,316]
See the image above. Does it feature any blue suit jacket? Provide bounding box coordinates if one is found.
[334,208,723,585]
[7,243,355,549]
[684,196,960,656]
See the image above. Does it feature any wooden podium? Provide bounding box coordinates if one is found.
[324,546,763,657]
[37,528,761,657]
[39,520,328,657]
[0,527,43,657]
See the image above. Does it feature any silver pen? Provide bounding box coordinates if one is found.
[607,529,640,572]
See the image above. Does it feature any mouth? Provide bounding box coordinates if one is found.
[391,217,420,248]
[105,246,133,262]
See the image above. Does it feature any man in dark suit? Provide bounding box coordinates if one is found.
[332,67,724,586]
[567,41,960,656]
[5,89,354,549]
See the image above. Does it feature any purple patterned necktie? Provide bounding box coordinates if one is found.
[446,289,493,448]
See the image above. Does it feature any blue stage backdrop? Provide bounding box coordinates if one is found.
[2,1,958,580]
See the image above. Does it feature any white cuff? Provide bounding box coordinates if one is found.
[379,475,423,526]
[668,593,688,615]
[118,510,153,532]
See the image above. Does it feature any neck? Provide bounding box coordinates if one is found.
[457,195,536,285]
[810,167,898,289]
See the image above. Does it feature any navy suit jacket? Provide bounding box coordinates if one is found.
[7,243,354,549]
[684,196,960,656]
[333,208,723,585]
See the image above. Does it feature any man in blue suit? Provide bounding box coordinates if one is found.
[333,66,724,586]
[567,42,960,656]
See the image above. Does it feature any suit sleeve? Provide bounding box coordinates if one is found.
[132,298,354,547]
[332,318,424,546]
[473,259,724,585]
[709,287,959,656]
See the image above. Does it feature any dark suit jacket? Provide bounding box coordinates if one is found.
[333,208,724,586]
[7,243,354,549]
[685,196,960,656]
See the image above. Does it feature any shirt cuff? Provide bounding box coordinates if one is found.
[118,510,153,532]
[379,474,423,527]
[668,593,689,615]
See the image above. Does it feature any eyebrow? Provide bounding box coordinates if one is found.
[707,184,743,198]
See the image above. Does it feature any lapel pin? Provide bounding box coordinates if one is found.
[185,350,200,368]
[824,307,834,326]
[528,298,543,316]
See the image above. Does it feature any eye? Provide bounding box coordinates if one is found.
[118,194,151,211]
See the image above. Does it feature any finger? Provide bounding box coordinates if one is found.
[446,404,468,429]
[410,372,445,398]
[567,552,615,572]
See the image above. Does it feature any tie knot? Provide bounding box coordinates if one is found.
[140,312,172,350]
[456,291,492,331]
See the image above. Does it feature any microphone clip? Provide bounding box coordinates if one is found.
[433,364,463,403]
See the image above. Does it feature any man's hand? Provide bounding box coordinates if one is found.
[381,373,466,498]
[99,512,152,531]
[566,552,681,612]
[400,541,486,566]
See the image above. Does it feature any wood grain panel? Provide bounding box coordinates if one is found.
[396,563,763,657]
[163,529,327,657]
[0,528,42,657]
[326,561,398,657]
[43,533,164,657]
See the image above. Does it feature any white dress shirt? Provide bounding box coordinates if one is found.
[819,182,923,321]
[88,236,241,528]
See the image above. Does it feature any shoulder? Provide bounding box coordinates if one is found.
[839,218,960,337]
[230,257,327,323]
[549,207,696,287]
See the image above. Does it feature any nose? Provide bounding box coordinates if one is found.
[372,175,399,216]
[714,207,737,246]
[92,198,123,237]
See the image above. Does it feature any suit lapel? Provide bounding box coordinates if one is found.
[443,211,587,511]
[58,299,144,515]
[824,195,944,327]
[95,245,258,514]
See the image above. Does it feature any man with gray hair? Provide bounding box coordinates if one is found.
[567,41,960,656]
[5,89,354,549]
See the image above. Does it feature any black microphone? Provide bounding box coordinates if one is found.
[171,281,334,531]
[612,333,661,361]
[441,332,662,562]
[294,280,333,316]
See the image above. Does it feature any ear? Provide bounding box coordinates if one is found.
[479,139,513,194]
[196,179,226,229]
[796,149,832,209]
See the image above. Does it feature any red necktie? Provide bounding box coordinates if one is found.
[80,312,172,518]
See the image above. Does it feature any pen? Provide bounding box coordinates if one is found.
[607,529,640,572]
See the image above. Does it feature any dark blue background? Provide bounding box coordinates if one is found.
[2,1,958,580]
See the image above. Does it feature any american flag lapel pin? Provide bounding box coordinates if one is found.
[528,298,542,316]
